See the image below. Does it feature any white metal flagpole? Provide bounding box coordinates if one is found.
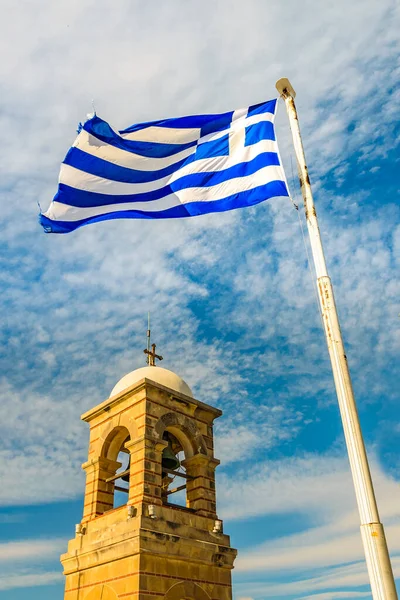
[275,78,398,600]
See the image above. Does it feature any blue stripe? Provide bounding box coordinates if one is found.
[245,121,275,146]
[55,183,172,207]
[56,153,281,208]
[247,99,277,118]
[84,116,197,158]
[119,111,234,134]
[39,180,289,233]
[119,103,276,136]
[64,147,196,184]
[172,153,280,192]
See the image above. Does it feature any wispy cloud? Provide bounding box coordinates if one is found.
[298,594,370,600]
[0,538,65,562]
[235,558,400,599]
[223,453,400,598]
[297,594,371,600]
[0,538,65,592]
[0,572,63,592]
[0,0,399,598]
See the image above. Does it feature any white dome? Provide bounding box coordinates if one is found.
[110,366,193,398]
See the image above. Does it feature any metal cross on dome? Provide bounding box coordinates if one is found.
[144,342,163,367]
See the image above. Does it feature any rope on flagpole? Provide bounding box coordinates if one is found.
[293,197,325,326]
[289,156,324,331]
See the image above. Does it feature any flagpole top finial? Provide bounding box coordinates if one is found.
[276,78,296,99]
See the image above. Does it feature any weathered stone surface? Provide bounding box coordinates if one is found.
[61,374,237,599]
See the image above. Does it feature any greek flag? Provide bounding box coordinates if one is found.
[40,99,289,233]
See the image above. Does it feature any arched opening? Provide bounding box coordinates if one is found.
[101,426,131,511]
[154,413,209,512]
[164,581,211,600]
[84,585,118,600]
[161,430,188,509]
[113,436,130,509]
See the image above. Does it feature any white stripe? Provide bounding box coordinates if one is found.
[74,131,197,171]
[45,164,285,222]
[60,139,279,196]
[60,164,172,194]
[121,126,201,144]
[122,112,256,146]
[243,111,274,127]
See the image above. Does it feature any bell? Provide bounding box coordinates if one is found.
[121,457,130,483]
[162,442,180,473]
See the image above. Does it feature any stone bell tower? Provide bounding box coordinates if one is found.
[61,350,237,600]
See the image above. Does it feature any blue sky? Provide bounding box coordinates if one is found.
[0,1,399,599]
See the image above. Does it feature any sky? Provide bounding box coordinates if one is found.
[0,1,399,599]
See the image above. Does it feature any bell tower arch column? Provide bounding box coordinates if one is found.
[125,437,166,507]
[82,456,122,521]
[183,454,219,517]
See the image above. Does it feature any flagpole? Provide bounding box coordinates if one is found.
[275,78,397,600]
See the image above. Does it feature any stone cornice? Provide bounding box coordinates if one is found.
[81,377,222,423]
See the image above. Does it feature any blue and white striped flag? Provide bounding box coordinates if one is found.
[40,99,289,233]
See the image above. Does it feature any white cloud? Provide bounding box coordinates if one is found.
[0,4,398,562]
[298,593,370,600]
[0,571,63,592]
[222,452,400,598]
[0,0,399,596]
[235,558,400,598]
[0,538,65,591]
[0,538,65,563]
